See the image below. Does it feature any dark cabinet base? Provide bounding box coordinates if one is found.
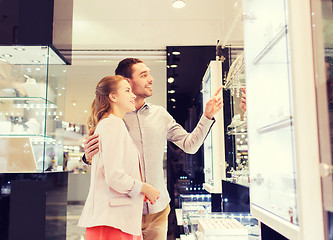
[0,172,68,240]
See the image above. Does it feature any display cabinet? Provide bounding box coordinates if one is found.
[202,61,225,194]
[0,45,66,172]
[177,194,260,240]
[243,0,325,239]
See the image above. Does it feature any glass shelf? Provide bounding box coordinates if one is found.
[227,122,247,135]
[253,25,288,65]
[0,97,58,109]
[257,116,292,134]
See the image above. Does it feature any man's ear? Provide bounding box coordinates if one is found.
[109,93,117,103]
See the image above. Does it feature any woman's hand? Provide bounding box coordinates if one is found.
[141,183,160,205]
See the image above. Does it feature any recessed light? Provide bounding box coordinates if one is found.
[2,54,12,58]
[14,47,25,51]
[172,51,180,55]
[168,90,176,94]
[172,0,185,8]
[171,98,176,102]
[170,64,177,68]
[168,77,175,83]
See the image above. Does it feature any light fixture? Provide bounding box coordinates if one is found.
[168,77,175,83]
[172,0,186,8]
[2,54,12,58]
[172,51,180,55]
[171,98,176,102]
[168,90,176,94]
[31,60,40,63]
[14,47,25,51]
[170,64,177,68]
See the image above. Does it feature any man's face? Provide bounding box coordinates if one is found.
[128,63,154,99]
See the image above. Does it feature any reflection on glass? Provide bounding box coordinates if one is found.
[225,50,249,187]
[311,0,333,234]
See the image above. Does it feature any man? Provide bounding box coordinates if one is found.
[83,58,223,240]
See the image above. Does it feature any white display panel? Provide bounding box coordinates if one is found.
[202,61,225,193]
[244,0,298,225]
[243,0,299,233]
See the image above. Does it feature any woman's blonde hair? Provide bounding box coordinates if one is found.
[87,75,125,132]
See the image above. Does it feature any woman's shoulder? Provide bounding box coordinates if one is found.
[95,115,125,132]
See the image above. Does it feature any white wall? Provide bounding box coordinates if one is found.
[65,60,166,125]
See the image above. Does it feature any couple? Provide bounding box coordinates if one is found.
[79,58,223,240]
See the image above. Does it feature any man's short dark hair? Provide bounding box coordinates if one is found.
[115,58,143,78]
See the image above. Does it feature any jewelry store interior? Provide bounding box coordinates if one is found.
[0,0,332,239]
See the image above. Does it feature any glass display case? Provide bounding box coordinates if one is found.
[178,194,260,240]
[243,0,325,239]
[243,0,299,231]
[224,50,250,187]
[202,61,225,193]
[0,45,66,172]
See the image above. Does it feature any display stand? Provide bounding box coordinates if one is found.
[0,172,68,240]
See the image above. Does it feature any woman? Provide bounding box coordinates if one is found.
[78,75,160,240]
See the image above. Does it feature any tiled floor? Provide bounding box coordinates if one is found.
[66,204,85,240]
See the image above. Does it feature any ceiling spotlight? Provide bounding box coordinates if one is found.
[172,51,180,55]
[170,64,178,68]
[168,77,175,83]
[172,0,186,8]
[168,90,176,94]
[171,98,176,102]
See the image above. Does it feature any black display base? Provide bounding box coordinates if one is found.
[0,172,68,240]
[222,180,250,213]
[211,193,222,212]
[261,223,289,240]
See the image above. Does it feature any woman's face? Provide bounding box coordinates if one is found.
[114,79,136,112]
